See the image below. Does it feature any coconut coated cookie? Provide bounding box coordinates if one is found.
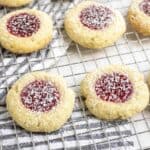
[64,1,126,49]
[128,0,150,36]
[0,9,53,54]
[6,71,75,132]
[0,0,33,7]
[81,65,149,120]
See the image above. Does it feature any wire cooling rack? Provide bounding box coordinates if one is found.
[0,0,150,149]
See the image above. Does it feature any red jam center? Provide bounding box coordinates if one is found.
[95,73,133,103]
[79,5,113,30]
[20,80,60,112]
[7,13,40,37]
[139,0,150,16]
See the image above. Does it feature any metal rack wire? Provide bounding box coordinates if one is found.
[0,0,150,149]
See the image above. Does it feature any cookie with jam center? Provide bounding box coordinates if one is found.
[0,0,33,7]
[0,9,53,54]
[81,65,149,120]
[64,1,126,49]
[128,0,150,36]
[6,71,75,132]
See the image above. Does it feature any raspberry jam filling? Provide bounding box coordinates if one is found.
[20,80,60,112]
[7,13,40,37]
[139,0,150,16]
[79,5,114,30]
[95,73,133,103]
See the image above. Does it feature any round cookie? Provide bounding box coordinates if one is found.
[0,9,53,54]
[64,1,126,49]
[0,0,33,7]
[128,0,150,36]
[81,65,149,120]
[6,71,75,132]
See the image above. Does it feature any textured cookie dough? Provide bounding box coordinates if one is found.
[6,72,75,132]
[128,0,150,36]
[81,65,149,120]
[0,0,33,7]
[0,9,53,54]
[64,1,126,49]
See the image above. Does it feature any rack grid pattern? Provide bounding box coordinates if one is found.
[0,0,150,149]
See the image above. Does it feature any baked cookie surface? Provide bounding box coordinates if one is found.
[6,72,75,132]
[81,65,149,120]
[0,0,33,7]
[0,9,53,54]
[64,1,126,49]
[128,0,150,36]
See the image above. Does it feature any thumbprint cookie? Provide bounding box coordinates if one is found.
[0,9,53,54]
[64,1,126,49]
[6,72,75,132]
[0,0,33,7]
[81,65,149,120]
[128,0,150,36]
